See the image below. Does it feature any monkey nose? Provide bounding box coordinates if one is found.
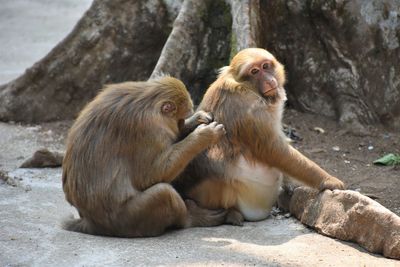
[266,78,278,89]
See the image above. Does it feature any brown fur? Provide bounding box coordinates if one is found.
[62,76,226,237]
[174,48,345,224]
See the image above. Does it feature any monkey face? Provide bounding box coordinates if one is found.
[246,59,279,98]
[230,48,286,101]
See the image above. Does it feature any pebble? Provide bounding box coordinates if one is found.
[313,127,325,134]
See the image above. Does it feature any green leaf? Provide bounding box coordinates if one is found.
[373,153,400,166]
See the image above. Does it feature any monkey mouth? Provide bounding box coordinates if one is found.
[262,86,277,97]
[265,87,277,93]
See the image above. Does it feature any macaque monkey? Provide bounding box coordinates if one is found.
[173,48,345,225]
[62,76,226,237]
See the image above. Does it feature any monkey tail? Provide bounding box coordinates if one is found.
[62,216,97,235]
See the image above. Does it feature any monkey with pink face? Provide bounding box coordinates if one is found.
[174,48,345,225]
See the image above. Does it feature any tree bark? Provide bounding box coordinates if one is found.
[151,0,232,103]
[0,0,170,122]
[229,0,262,51]
[261,0,400,131]
[0,0,399,131]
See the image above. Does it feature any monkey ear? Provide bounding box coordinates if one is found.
[161,101,177,115]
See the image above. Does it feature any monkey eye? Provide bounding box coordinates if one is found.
[262,62,272,69]
[250,68,259,75]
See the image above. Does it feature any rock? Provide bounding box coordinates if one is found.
[20,149,63,168]
[313,127,325,134]
[278,177,301,213]
[289,187,400,259]
[283,124,302,142]
[0,170,20,187]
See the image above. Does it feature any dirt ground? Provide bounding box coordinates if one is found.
[283,109,400,216]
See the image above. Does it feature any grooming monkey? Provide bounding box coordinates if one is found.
[173,48,345,225]
[62,76,226,237]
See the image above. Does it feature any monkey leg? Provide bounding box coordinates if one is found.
[115,183,226,237]
[63,183,187,237]
[115,183,188,237]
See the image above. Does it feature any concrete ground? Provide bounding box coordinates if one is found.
[1,122,398,267]
[0,1,399,266]
[0,0,92,84]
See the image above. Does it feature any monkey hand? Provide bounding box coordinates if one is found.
[181,111,214,136]
[193,121,226,144]
[192,110,214,125]
[319,176,346,191]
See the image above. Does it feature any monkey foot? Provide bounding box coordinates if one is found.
[225,208,244,226]
[185,199,227,227]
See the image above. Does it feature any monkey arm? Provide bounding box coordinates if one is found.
[270,141,336,188]
[141,134,211,189]
[240,108,344,190]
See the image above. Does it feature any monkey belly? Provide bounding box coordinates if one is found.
[231,156,282,221]
[187,157,282,221]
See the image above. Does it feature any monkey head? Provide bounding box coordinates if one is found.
[153,77,194,121]
[228,48,286,102]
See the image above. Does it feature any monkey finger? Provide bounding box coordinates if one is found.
[208,121,218,128]
[196,123,207,129]
[196,111,214,124]
[215,124,226,134]
[197,119,209,124]
[205,112,214,122]
[319,177,345,191]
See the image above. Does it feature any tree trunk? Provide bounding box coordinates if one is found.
[0,0,170,122]
[0,0,399,130]
[150,0,232,103]
[261,0,400,131]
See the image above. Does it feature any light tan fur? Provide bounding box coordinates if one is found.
[174,48,345,224]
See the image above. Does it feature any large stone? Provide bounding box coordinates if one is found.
[20,149,63,168]
[290,187,400,259]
